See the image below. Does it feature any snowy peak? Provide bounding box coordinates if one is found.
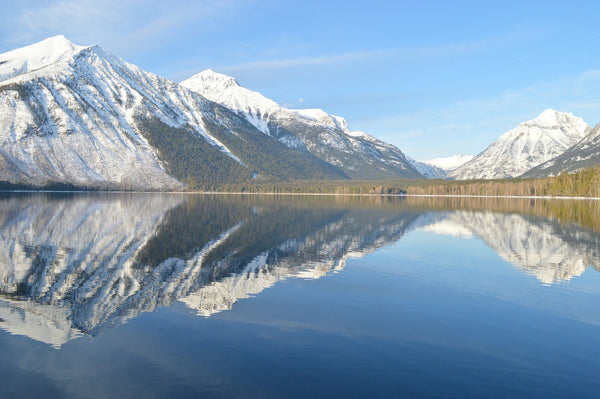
[182,70,354,135]
[289,108,349,133]
[425,154,474,171]
[522,123,600,177]
[0,35,86,81]
[526,108,580,128]
[450,110,590,180]
[407,157,448,179]
[504,109,589,144]
[181,69,422,179]
[181,68,280,117]
[183,69,240,91]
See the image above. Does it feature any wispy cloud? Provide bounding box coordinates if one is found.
[219,49,395,72]
[218,29,544,73]
[2,0,247,55]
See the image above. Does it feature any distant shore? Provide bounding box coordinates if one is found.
[2,189,599,200]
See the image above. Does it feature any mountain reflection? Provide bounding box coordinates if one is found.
[422,211,600,283]
[0,193,420,347]
[0,193,598,347]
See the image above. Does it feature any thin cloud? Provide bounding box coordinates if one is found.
[220,49,395,72]
[3,0,248,55]
[218,29,543,73]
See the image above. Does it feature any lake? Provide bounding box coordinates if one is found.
[0,193,599,398]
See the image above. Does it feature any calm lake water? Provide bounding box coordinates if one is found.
[1,193,599,398]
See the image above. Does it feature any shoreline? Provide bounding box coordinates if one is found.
[1,189,599,200]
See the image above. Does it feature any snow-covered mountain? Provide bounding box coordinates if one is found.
[407,157,448,179]
[405,154,475,180]
[0,35,185,189]
[425,154,474,171]
[450,110,590,180]
[0,36,423,190]
[181,69,422,180]
[522,123,600,177]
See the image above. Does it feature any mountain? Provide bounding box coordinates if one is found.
[522,123,600,178]
[425,154,474,171]
[406,154,475,179]
[1,36,424,190]
[407,157,448,179]
[180,69,422,180]
[449,109,590,180]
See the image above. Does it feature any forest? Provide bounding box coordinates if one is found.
[405,164,600,198]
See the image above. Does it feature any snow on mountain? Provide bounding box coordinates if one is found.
[404,154,475,179]
[522,123,600,177]
[450,109,591,180]
[425,154,474,171]
[179,69,279,134]
[0,37,354,189]
[407,157,448,179]
[0,35,85,81]
[291,108,351,133]
[181,69,422,180]
[0,36,242,189]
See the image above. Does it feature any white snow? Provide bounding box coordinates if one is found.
[407,156,448,179]
[0,36,252,189]
[450,109,590,180]
[0,35,85,82]
[181,69,279,134]
[181,69,419,178]
[424,154,474,171]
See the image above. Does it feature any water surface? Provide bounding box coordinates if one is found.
[0,193,599,398]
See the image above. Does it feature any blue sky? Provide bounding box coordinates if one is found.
[2,0,600,160]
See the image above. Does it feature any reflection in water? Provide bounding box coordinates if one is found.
[0,193,598,347]
[423,211,600,284]
[0,194,420,347]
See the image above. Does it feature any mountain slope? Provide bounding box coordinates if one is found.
[449,110,590,180]
[522,124,600,177]
[181,69,422,180]
[405,154,475,180]
[0,36,350,189]
[407,157,448,179]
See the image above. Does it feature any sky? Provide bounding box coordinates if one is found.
[2,0,600,160]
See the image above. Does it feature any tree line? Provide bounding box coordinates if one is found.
[405,164,600,198]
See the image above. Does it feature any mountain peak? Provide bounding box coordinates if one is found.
[527,109,580,127]
[425,154,474,171]
[0,35,86,81]
[38,34,78,47]
[450,109,590,180]
[184,69,240,90]
[180,69,281,132]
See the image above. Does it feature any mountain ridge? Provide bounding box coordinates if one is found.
[181,69,423,180]
[522,123,600,178]
[3,36,427,189]
[450,109,591,180]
